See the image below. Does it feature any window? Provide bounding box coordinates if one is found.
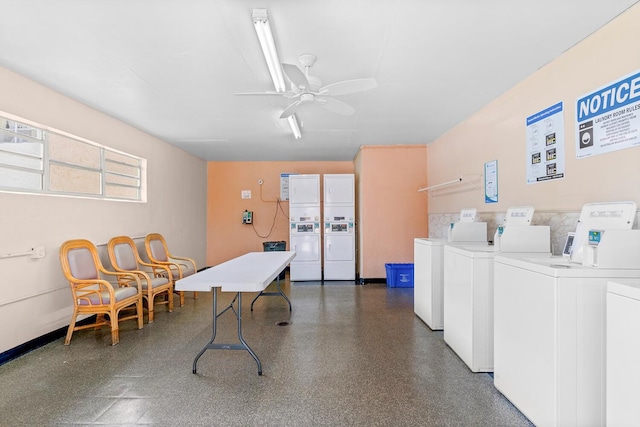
[0,113,145,201]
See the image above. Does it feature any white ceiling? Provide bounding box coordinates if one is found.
[0,0,637,161]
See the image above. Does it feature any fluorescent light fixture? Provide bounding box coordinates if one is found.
[252,9,302,139]
[288,114,301,139]
[252,9,285,92]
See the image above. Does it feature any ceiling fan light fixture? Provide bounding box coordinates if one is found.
[252,9,301,139]
[252,9,286,93]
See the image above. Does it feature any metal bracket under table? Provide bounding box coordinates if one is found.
[250,273,291,312]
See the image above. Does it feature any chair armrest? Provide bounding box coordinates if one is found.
[168,255,196,270]
[138,260,174,281]
[145,260,181,280]
[100,269,142,291]
[73,278,114,290]
[73,279,116,305]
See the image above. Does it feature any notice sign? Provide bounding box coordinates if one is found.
[280,173,297,201]
[526,102,565,184]
[485,160,498,203]
[576,69,640,159]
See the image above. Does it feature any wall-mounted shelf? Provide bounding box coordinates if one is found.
[418,174,482,196]
[0,246,45,260]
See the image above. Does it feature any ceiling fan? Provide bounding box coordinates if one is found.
[237,53,377,119]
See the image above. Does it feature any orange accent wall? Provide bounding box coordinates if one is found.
[207,161,353,266]
[355,145,428,279]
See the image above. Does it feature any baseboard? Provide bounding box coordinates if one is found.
[358,277,386,285]
[0,315,96,366]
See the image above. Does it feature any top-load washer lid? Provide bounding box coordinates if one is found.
[503,206,535,226]
[569,201,637,264]
[459,208,477,222]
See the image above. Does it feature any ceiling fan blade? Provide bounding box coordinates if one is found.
[282,63,310,90]
[280,100,304,119]
[317,97,355,115]
[319,78,377,96]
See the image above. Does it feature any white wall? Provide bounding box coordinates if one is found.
[0,66,207,353]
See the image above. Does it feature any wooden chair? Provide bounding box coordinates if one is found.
[59,239,143,345]
[107,235,174,323]
[144,233,197,307]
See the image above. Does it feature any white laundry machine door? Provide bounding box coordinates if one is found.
[290,233,321,280]
[324,174,354,205]
[325,234,354,261]
[290,234,320,261]
[289,174,320,205]
[324,234,355,280]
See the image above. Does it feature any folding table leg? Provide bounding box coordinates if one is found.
[250,274,292,312]
[191,289,262,376]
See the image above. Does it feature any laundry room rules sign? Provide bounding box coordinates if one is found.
[576,69,640,159]
[526,102,565,184]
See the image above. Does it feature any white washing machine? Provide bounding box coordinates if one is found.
[414,238,446,330]
[442,206,549,373]
[414,209,487,330]
[443,244,496,372]
[607,279,640,426]
[414,238,488,331]
[493,201,639,427]
[494,255,640,427]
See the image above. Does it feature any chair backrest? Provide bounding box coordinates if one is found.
[108,236,140,271]
[145,233,169,262]
[60,239,101,281]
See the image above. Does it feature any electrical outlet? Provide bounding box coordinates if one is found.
[31,246,46,259]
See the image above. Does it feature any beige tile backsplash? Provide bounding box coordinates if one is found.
[428,211,640,256]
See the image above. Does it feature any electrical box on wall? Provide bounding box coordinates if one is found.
[242,210,253,224]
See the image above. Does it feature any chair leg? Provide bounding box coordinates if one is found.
[178,290,185,307]
[167,288,174,313]
[64,310,78,345]
[147,294,155,323]
[95,314,104,330]
[110,308,119,345]
[136,297,144,330]
[193,291,199,299]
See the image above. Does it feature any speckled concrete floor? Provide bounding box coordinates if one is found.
[0,279,532,426]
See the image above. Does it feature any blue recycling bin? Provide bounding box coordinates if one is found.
[385,263,414,288]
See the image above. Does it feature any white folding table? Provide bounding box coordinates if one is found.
[175,251,296,375]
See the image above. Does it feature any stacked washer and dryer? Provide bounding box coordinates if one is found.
[288,173,355,281]
[323,174,356,280]
[288,174,322,281]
